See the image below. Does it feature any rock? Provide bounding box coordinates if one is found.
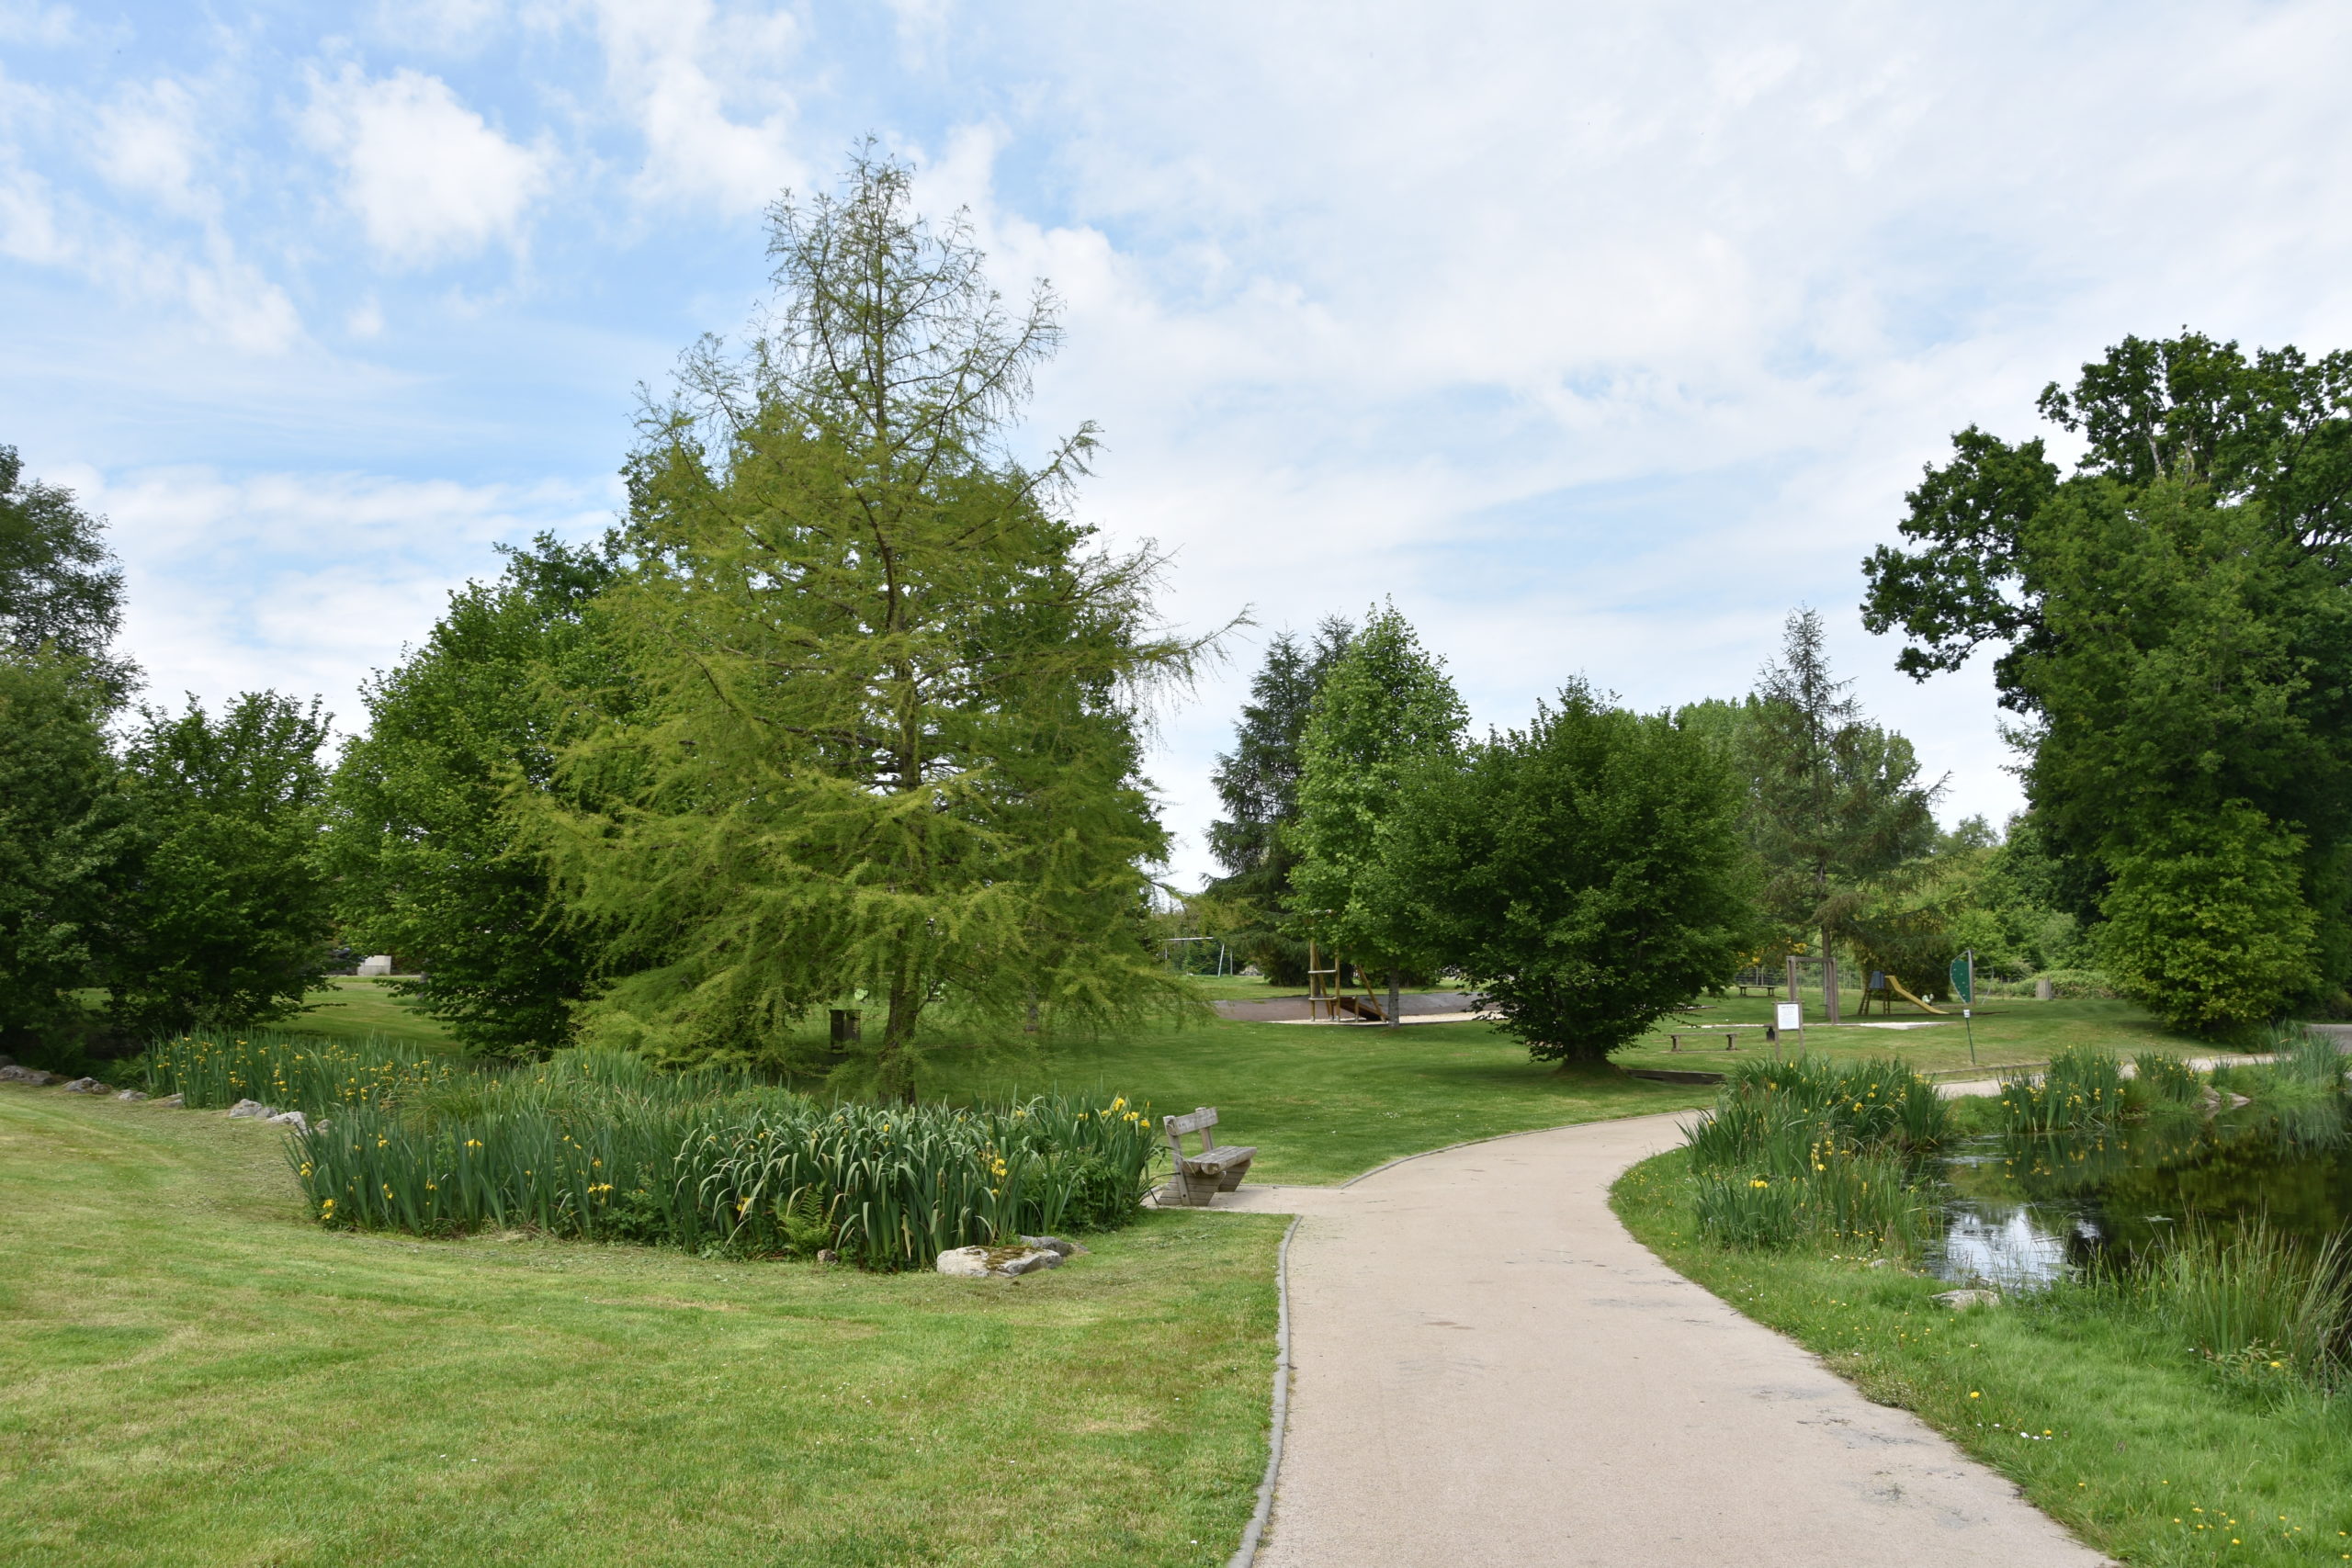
[1019,1234,1090,1258]
[935,1245,1064,1279]
[266,1110,310,1132]
[153,1092,184,1108]
[1865,1258,1893,1269]
[815,1248,840,1264]
[62,1077,111,1094]
[1933,1288,2002,1310]
[226,1099,274,1119]
[115,1089,148,1102]
[0,1065,60,1086]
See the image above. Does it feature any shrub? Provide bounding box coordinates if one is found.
[2031,968,2118,999]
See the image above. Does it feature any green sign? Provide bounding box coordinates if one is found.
[1948,953,1973,1005]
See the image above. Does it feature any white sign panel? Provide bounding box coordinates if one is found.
[1775,1002,1803,1032]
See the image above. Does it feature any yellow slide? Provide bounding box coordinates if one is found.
[1880,974,1949,1015]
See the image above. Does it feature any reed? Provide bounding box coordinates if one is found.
[142,1029,465,1111]
[1996,1047,2128,1134]
[2136,1218,2350,1386]
[2129,1051,2201,1105]
[283,1047,1161,1269]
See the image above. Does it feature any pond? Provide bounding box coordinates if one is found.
[1926,1102,2352,1290]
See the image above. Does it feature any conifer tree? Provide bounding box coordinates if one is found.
[536,151,1209,1094]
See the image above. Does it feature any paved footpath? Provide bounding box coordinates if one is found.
[1220,1114,2109,1568]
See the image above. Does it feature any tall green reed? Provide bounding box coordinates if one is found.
[1996,1048,2128,1134]
[1685,1055,1945,1251]
[2135,1219,2349,1387]
[143,1029,466,1111]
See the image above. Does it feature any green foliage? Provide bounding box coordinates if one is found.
[1376,682,1756,1061]
[1995,1048,2129,1134]
[100,693,336,1037]
[1862,333,2352,1026]
[1742,609,1939,959]
[1685,1055,1946,1251]
[2094,799,2317,1033]
[285,1060,1160,1269]
[0,445,134,700]
[0,655,122,1057]
[1203,618,1351,983]
[325,536,626,1055]
[535,153,1205,1089]
[2136,1220,2349,1386]
[2130,1051,2202,1104]
[1288,604,1464,975]
[143,1028,466,1110]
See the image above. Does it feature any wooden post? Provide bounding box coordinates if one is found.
[1784,953,1801,1007]
[1822,954,1842,1025]
[1386,968,1401,1029]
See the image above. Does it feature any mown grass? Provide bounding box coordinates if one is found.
[280,976,460,1050]
[0,1085,1284,1568]
[1614,1147,2352,1566]
[920,1017,1719,1184]
[1613,996,2207,1077]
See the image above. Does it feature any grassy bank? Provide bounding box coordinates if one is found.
[1613,1146,2352,1566]
[0,1086,1284,1568]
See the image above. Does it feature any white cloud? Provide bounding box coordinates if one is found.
[302,65,552,265]
[70,464,614,731]
[588,0,805,212]
[94,78,207,214]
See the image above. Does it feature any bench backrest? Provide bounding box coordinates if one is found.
[1164,1106,1218,1154]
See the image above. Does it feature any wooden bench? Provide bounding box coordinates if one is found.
[1160,1107,1257,1207]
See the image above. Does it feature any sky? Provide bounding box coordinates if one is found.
[6,1,2352,889]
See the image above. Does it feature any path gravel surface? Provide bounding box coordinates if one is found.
[1221,1114,2109,1568]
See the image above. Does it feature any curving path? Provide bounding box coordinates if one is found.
[1219,1114,2109,1568]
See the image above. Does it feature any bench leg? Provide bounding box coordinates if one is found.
[1160,1169,1216,1207]
[1215,1157,1252,1192]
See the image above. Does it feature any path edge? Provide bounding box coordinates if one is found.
[1227,1213,1303,1568]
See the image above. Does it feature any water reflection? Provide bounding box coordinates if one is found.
[1926,1102,2352,1291]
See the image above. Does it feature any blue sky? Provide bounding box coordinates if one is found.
[7,1,2352,887]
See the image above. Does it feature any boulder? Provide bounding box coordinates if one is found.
[1019,1235,1091,1258]
[1932,1288,2002,1310]
[226,1099,274,1119]
[0,1065,59,1086]
[935,1245,1064,1279]
[266,1110,310,1132]
[815,1248,841,1265]
[115,1089,149,1102]
[63,1077,111,1094]
[153,1092,185,1108]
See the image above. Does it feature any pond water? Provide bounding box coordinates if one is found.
[1926,1103,2352,1289]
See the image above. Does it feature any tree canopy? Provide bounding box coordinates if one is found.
[533,152,1209,1093]
[0,446,133,701]
[1380,683,1758,1061]
[1288,604,1465,980]
[1862,332,2352,1028]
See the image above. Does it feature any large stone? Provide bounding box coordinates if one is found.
[356,954,394,976]
[1019,1234,1091,1258]
[153,1092,185,1108]
[115,1089,149,1102]
[0,1065,59,1086]
[266,1110,310,1132]
[226,1099,274,1119]
[62,1077,110,1094]
[936,1245,1064,1279]
[1932,1288,2002,1310]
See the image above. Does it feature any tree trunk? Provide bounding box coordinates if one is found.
[881,975,922,1104]
[1386,967,1401,1029]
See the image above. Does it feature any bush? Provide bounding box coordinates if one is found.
[2031,968,2119,999]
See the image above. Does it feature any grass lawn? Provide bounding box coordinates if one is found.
[1612,995,2205,1077]
[1612,1147,2352,1567]
[279,976,460,1050]
[922,1017,1718,1186]
[0,1086,1287,1568]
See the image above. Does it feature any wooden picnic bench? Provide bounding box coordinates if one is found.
[1160,1107,1257,1207]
